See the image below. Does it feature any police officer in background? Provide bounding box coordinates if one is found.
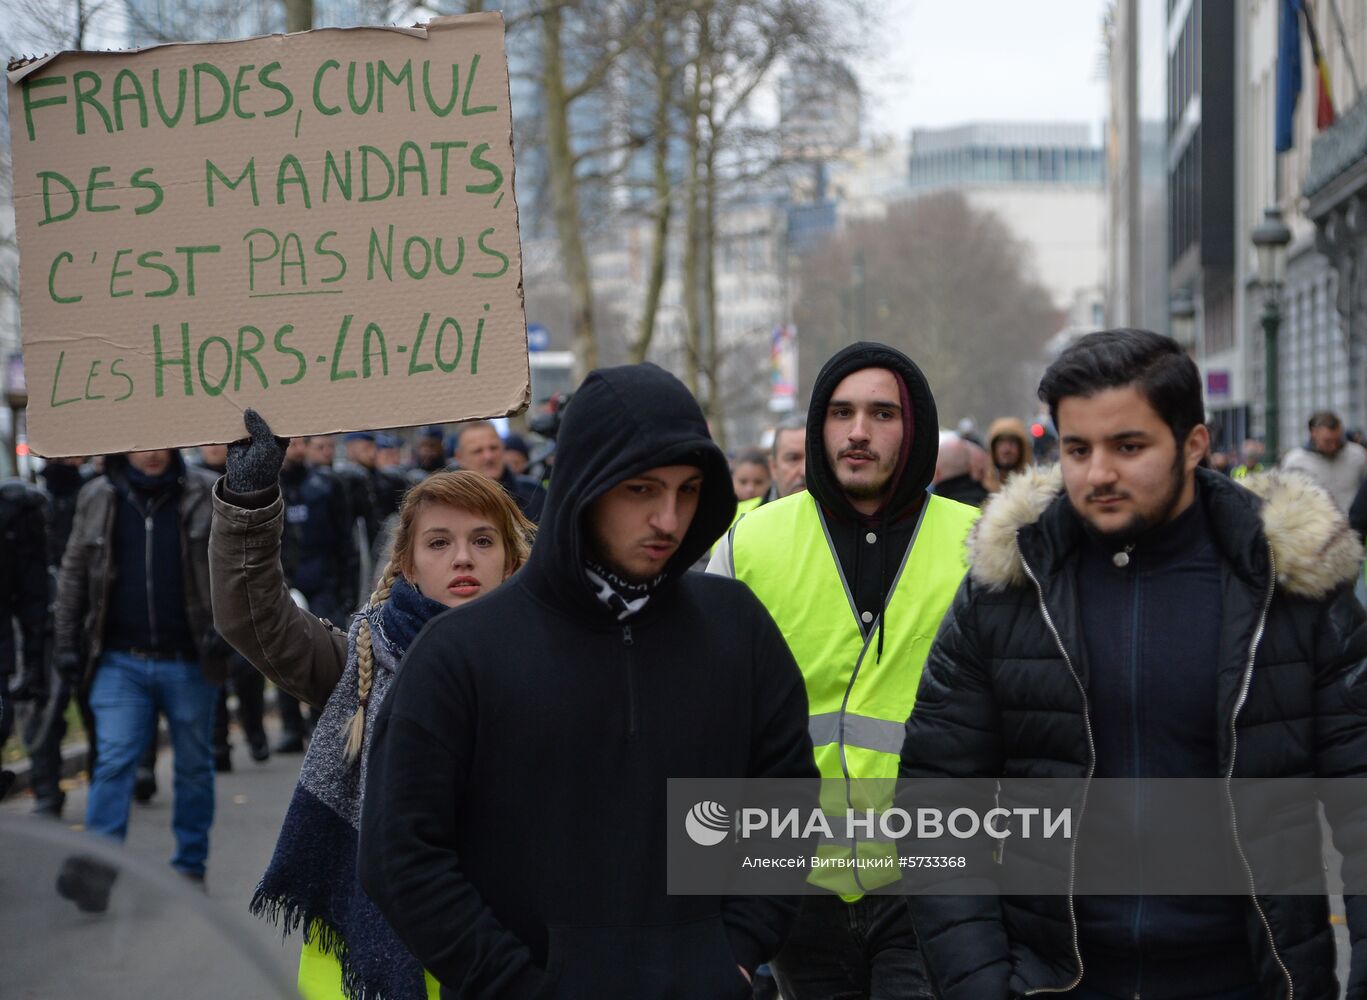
[25,458,92,815]
[273,437,359,753]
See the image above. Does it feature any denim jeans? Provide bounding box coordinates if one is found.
[771,894,930,1000]
[85,650,219,876]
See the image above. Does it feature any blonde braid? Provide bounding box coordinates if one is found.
[343,561,399,764]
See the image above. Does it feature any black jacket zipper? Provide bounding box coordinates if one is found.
[138,491,171,650]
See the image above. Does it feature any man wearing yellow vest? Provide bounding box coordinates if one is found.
[708,342,978,1000]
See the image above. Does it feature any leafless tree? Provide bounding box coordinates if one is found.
[795,193,1063,427]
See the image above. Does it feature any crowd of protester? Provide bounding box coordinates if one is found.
[3,332,1366,1000]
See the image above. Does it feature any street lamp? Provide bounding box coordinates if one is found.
[1251,206,1292,460]
[1169,287,1196,348]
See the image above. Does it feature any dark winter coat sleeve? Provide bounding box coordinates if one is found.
[899,578,1014,1000]
[1311,585,1367,999]
[209,483,349,708]
[358,632,549,999]
[719,600,817,973]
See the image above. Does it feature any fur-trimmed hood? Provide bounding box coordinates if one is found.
[968,464,1364,599]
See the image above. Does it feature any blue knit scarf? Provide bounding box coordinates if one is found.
[250,577,446,1000]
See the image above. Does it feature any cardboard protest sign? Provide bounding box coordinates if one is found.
[7,12,528,457]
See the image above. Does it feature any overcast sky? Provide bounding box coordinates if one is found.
[0,0,1114,142]
[858,0,1111,140]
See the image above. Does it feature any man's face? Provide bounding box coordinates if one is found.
[198,444,228,467]
[306,436,336,467]
[1241,439,1264,466]
[1058,385,1207,545]
[128,450,173,476]
[347,438,377,468]
[823,367,903,513]
[378,445,402,470]
[416,437,445,469]
[587,465,703,584]
[457,427,506,480]
[769,429,806,498]
[285,438,308,465]
[1311,423,1344,456]
[732,461,771,502]
[505,450,530,476]
[993,436,1022,469]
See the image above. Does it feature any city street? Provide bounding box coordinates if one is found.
[2,728,1355,998]
[1,735,303,999]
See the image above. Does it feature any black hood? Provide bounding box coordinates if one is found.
[805,341,939,522]
[523,363,734,616]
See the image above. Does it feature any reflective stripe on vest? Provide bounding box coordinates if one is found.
[729,495,763,533]
[732,490,978,897]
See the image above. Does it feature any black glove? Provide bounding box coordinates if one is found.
[54,651,83,686]
[226,408,288,494]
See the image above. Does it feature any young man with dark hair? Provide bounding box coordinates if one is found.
[710,342,979,999]
[901,329,1367,1000]
[359,363,817,998]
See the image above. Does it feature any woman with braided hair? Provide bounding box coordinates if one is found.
[208,410,534,1000]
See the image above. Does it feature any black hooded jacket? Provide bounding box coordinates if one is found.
[359,363,818,1000]
[803,342,942,639]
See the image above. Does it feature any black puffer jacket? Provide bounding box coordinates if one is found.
[901,466,1367,1000]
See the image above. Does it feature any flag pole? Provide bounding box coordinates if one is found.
[1325,0,1362,101]
[1301,0,1337,123]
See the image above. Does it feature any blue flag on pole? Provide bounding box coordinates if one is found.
[1275,0,1302,152]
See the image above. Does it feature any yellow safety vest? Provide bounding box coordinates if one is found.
[730,490,978,898]
[298,930,440,1000]
[729,495,763,531]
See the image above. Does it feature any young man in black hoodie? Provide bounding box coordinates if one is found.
[708,342,979,999]
[359,363,818,999]
[901,330,1367,999]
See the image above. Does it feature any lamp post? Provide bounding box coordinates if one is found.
[1169,287,1196,350]
[1251,206,1292,460]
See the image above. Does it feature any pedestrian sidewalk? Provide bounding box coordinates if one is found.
[1,721,307,998]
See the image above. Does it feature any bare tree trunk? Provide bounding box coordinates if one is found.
[680,7,711,396]
[283,0,313,33]
[702,126,724,447]
[542,4,598,379]
[631,10,674,364]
